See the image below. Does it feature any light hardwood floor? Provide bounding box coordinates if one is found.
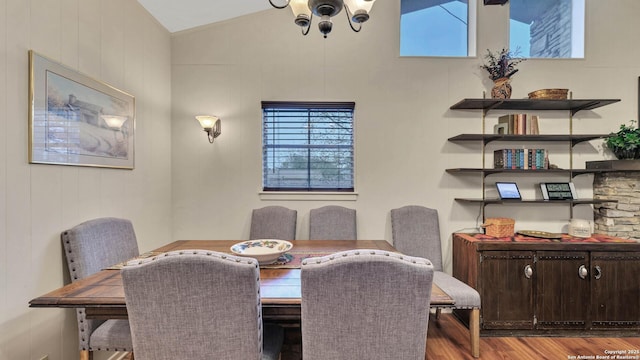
[124,313,640,359]
[427,314,640,360]
[278,313,640,359]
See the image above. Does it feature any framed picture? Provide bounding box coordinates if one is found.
[495,182,522,200]
[29,50,135,169]
[539,182,577,200]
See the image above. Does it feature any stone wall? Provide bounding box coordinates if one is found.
[593,172,640,240]
[530,0,572,58]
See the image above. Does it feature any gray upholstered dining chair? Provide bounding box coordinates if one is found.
[391,205,481,358]
[301,249,434,360]
[309,205,357,240]
[250,206,297,240]
[61,217,139,360]
[121,250,284,360]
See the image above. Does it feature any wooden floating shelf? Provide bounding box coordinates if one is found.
[448,134,607,145]
[450,98,620,115]
[454,198,617,205]
[446,168,614,177]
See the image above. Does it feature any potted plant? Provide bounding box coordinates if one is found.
[605,120,640,159]
[481,48,525,99]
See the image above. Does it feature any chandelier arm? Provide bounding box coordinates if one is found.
[301,13,313,35]
[344,4,362,32]
[269,0,290,10]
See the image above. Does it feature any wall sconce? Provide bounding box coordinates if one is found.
[195,115,222,143]
[101,115,128,142]
[101,115,128,130]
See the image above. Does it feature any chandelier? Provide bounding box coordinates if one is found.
[268,0,376,38]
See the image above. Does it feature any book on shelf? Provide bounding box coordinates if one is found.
[493,148,549,169]
[497,114,540,135]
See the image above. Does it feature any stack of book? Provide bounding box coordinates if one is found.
[496,114,540,135]
[494,149,549,169]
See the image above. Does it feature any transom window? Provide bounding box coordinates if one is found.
[262,102,354,192]
[510,0,585,58]
[400,0,476,57]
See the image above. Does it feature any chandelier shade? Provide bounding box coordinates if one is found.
[269,0,376,38]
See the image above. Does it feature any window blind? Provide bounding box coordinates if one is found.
[262,101,355,191]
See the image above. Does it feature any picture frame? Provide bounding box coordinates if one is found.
[495,182,522,200]
[28,50,135,169]
[539,182,577,200]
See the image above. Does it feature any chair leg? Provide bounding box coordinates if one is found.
[435,307,442,320]
[80,350,91,360]
[470,308,480,358]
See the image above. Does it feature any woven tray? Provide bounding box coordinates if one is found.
[517,230,562,239]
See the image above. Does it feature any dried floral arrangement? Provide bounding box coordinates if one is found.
[481,48,526,81]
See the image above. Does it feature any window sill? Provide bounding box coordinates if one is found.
[259,191,358,201]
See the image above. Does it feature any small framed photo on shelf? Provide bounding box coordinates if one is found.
[496,182,522,200]
[540,182,577,200]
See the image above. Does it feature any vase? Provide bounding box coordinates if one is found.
[491,77,512,99]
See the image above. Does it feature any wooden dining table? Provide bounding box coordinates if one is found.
[30,239,454,321]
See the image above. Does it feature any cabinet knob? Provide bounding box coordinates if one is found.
[594,265,602,280]
[524,264,533,279]
[579,264,588,279]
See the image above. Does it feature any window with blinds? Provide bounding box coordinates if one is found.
[262,101,354,192]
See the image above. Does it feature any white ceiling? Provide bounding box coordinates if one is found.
[137,0,272,33]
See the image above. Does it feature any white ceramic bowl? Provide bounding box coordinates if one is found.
[230,239,293,265]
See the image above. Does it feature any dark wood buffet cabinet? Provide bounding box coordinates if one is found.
[453,233,640,335]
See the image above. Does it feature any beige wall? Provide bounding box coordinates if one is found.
[171,0,640,264]
[3,0,640,359]
[0,0,172,359]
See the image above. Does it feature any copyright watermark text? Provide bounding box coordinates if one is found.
[568,349,640,360]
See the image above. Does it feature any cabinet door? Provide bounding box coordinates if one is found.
[590,251,640,329]
[535,251,590,330]
[480,251,535,329]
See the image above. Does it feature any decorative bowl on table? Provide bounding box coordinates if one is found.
[230,239,293,265]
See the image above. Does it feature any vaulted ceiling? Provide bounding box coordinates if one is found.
[138,0,549,34]
[137,0,271,33]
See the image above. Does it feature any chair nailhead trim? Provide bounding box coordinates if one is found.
[300,249,433,267]
[126,249,259,267]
